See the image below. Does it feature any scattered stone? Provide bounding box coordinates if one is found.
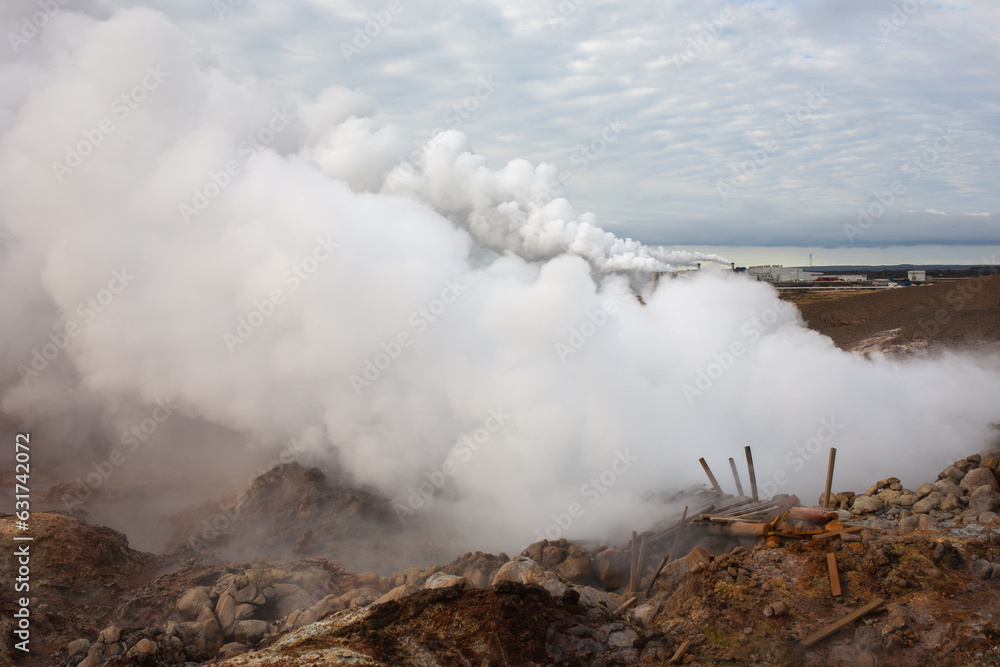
[916,483,936,499]
[67,638,90,656]
[911,496,939,514]
[894,492,918,507]
[899,516,920,531]
[852,495,883,514]
[939,466,965,483]
[133,638,157,655]
[99,626,120,643]
[233,619,269,645]
[961,468,1000,493]
[918,515,940,531]
[763,601,789,617]
[592,548,630,590]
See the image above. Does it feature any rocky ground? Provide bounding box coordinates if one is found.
[793,274,1000,352]
[4,443,1000,666]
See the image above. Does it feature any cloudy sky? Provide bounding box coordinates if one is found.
[99,0,1000,266]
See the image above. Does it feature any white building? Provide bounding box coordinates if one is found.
[747,265,820,282]
[908,270,927,282]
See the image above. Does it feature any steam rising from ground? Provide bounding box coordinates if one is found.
[2,6,1000,554]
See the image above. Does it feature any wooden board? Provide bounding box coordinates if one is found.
[827,553,842,596]
[669,639,691,664]
[813,526,864,541]
[799,598,886,647]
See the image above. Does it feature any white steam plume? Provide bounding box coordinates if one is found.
[1,6,999,555]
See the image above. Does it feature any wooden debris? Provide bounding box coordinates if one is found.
[787,507,837,524]
[813,526,864,541]
[613,596,638,616]
[745,446,758,501]
[799,598,886,648]
[636,536,649,590]
[668,506,688,564]
[729,457,745,496]
[669,639,692,664]
[645,553,670,597]
[827,553,842,596]
[763,495,800,524]
[699,457,723,494]
[822,447,837,508]
[629,531,638,594]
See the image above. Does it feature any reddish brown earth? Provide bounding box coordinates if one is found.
[792,274,1000,352]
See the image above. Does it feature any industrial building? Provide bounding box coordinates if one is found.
[747,265,868,283]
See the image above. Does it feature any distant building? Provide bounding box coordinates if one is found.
[908,270,927,282]
[817,274,868,283]
[747,265,820,282]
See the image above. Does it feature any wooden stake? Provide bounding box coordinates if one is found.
[629,531,638,594]
[827,553,842,596]
[729,457,745,496]
[699,458,723,494]
[745,446,758,501]
[613,596,638,616]
[799,598,885,648]
[668,506,689,565]
[636,536,649,591]
[823,447,837,509]
[669,640,691,664]
[645,553,670,596]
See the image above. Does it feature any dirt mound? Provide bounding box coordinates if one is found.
[796,274,1000,352]
[0,513,161,664]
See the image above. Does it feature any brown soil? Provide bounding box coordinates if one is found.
[792,274,1000,352]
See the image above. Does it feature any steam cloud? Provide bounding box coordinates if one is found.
[2,5,999,554]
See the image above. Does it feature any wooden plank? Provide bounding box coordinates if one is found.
[613,596,638,616]
[763,495,800,524]
[668,506,688,564]
[823,447,837,508]
[745,446,758,501]
[669,639,691,664]
[729,457,745,496]
[799,598,886,648]
[812,526,864,541]
[699,458,724,494]
[645,553,670,596]
[827,553,842,596]
[636,536,649,590]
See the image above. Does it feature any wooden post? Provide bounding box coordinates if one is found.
[827,553,842,596]
[629,531,638,593]
[669,640,691,664]
[668,506,689,565]
[636,536,649,591]
[745,446,758,501]
[729,457,745,496]
[823,447,837,509]
[699,458,723,494]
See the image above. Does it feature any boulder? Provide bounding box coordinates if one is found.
[235,604,256,622]
[941,495,963,512]
[851,495,883,514]
[232,620,269,646]
[655,546,712,592]
[219,642,248,659]
[918,515,940,531]
[934,479,963,498]
[177,587,213,619]
[67,639,90,656]
[215,591,237,632]
[592,548,630,590]
[893,493,918,507]
[491,557,539,586]
[374,584,419,605]
[916,483,936,499]
[969,486,1000,513]
[876,489,901,506]
[911,496,940,514]
[899,516,921,531]
[133,639,157,655]
[556,555,598,586]
[961,468,1000,494]
[99,626,121,643]
[939,465,965,483]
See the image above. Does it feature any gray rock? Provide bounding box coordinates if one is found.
[916,483,936,499]
[894,493,918,507]
[592,548,630,590]
[215,591,237,632]
[971,558,994,579]
[852,495,883,514]
[235,603,256,621]
[954,459,974,472]
[491,557,539,586]
[980,512,999,524]
[912,496,939,514]
[969,486,1000,513]
[374,584,419,605]
[424,573,467,590]
[607,627,639,648]
[219,642,248,659]
[934,479,963,498]
[877,489,901,505]
[232,620,269,645]
[961,468,1000,493]
[899,516,921,531]
[556,555,598,586]
[939,466,965,483]
[941,494,963,512]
